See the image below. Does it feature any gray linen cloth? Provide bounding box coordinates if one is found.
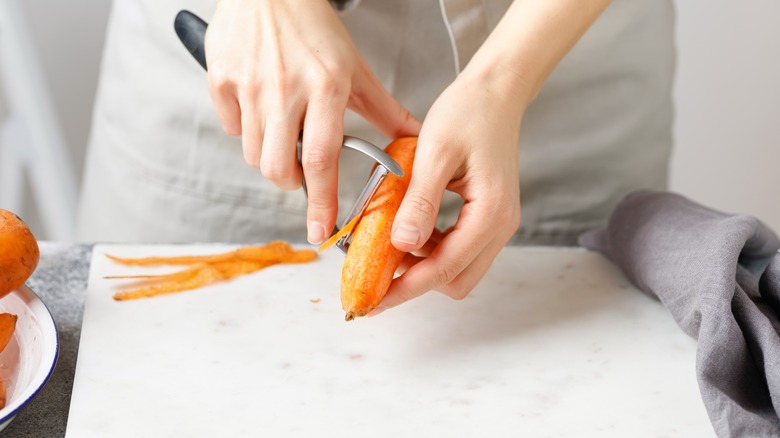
[579,190,780,437]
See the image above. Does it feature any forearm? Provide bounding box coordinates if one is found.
[463,0,612,106]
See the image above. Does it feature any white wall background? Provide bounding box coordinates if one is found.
[0,0,110,239]
[670,0,780,231]
[1,0,779,240]
[17,0,110,183]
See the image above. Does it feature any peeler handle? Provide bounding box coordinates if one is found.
[174,10,208,71]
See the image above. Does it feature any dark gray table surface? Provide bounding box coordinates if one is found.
[3,243,92,438]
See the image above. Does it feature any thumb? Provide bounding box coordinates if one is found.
[349,61,422,138]
[392,159,449,252]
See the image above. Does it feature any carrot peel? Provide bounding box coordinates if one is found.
[107,241,316,300]
[318,215,360,253]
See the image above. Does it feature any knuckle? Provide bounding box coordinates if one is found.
[439,264,479,300]
[260,161,295,183]
[243,80,261,98]
[208,67,232,90]
[310,58,345,79]
[306,199,337,221]
[307,195,335,212]
[314,73,349,99]
[238,71,261,94]
[403,191,438,220]
[302,145,336,173]
[434,261,462,288]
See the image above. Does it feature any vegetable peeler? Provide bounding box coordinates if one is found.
[173,10,403,253]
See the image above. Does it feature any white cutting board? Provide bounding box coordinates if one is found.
[67,245,713,437]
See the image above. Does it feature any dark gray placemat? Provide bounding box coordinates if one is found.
[2,243,92,437]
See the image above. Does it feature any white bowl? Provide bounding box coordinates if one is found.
[0,285,59,431]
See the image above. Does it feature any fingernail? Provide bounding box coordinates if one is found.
[393,222,420,246]
[307,221,327,244]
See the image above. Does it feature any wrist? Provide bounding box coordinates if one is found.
[458,0,611,109]
[458,54,537,110]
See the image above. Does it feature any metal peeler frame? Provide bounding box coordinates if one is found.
[297,135,403,253]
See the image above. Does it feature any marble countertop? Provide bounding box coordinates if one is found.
[69,244,710,437]
[1,243,713,437]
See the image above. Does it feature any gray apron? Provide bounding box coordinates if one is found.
[77,0,675,245]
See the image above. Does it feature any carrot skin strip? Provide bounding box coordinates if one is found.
[318,215,360,253]
[108,243,317,301]
[112,261,266,300]
[106,241,316,266]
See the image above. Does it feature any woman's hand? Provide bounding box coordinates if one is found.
[205,0,420,244]
[375,67,527,313]
[371,0,611,314]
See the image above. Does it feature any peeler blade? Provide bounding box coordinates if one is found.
[334,164,390,253]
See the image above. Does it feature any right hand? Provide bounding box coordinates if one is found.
[205,0,421,244]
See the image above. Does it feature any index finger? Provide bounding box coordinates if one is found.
[301,93,348,244]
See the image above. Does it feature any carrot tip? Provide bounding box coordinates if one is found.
[345,311,356,322]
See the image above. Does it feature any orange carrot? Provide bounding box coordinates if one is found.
[0,209,39,299]
[341,137,417,321]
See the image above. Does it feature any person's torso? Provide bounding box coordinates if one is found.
[87,0,675,244]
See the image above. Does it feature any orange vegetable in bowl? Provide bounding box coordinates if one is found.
[0,209,39,299]
[0,313,17,353]
[0,307,19,409]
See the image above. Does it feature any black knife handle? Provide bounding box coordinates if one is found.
[174,10,208,71]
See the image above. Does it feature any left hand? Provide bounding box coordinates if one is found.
[374,67,528,313]
[372,0,612,314]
